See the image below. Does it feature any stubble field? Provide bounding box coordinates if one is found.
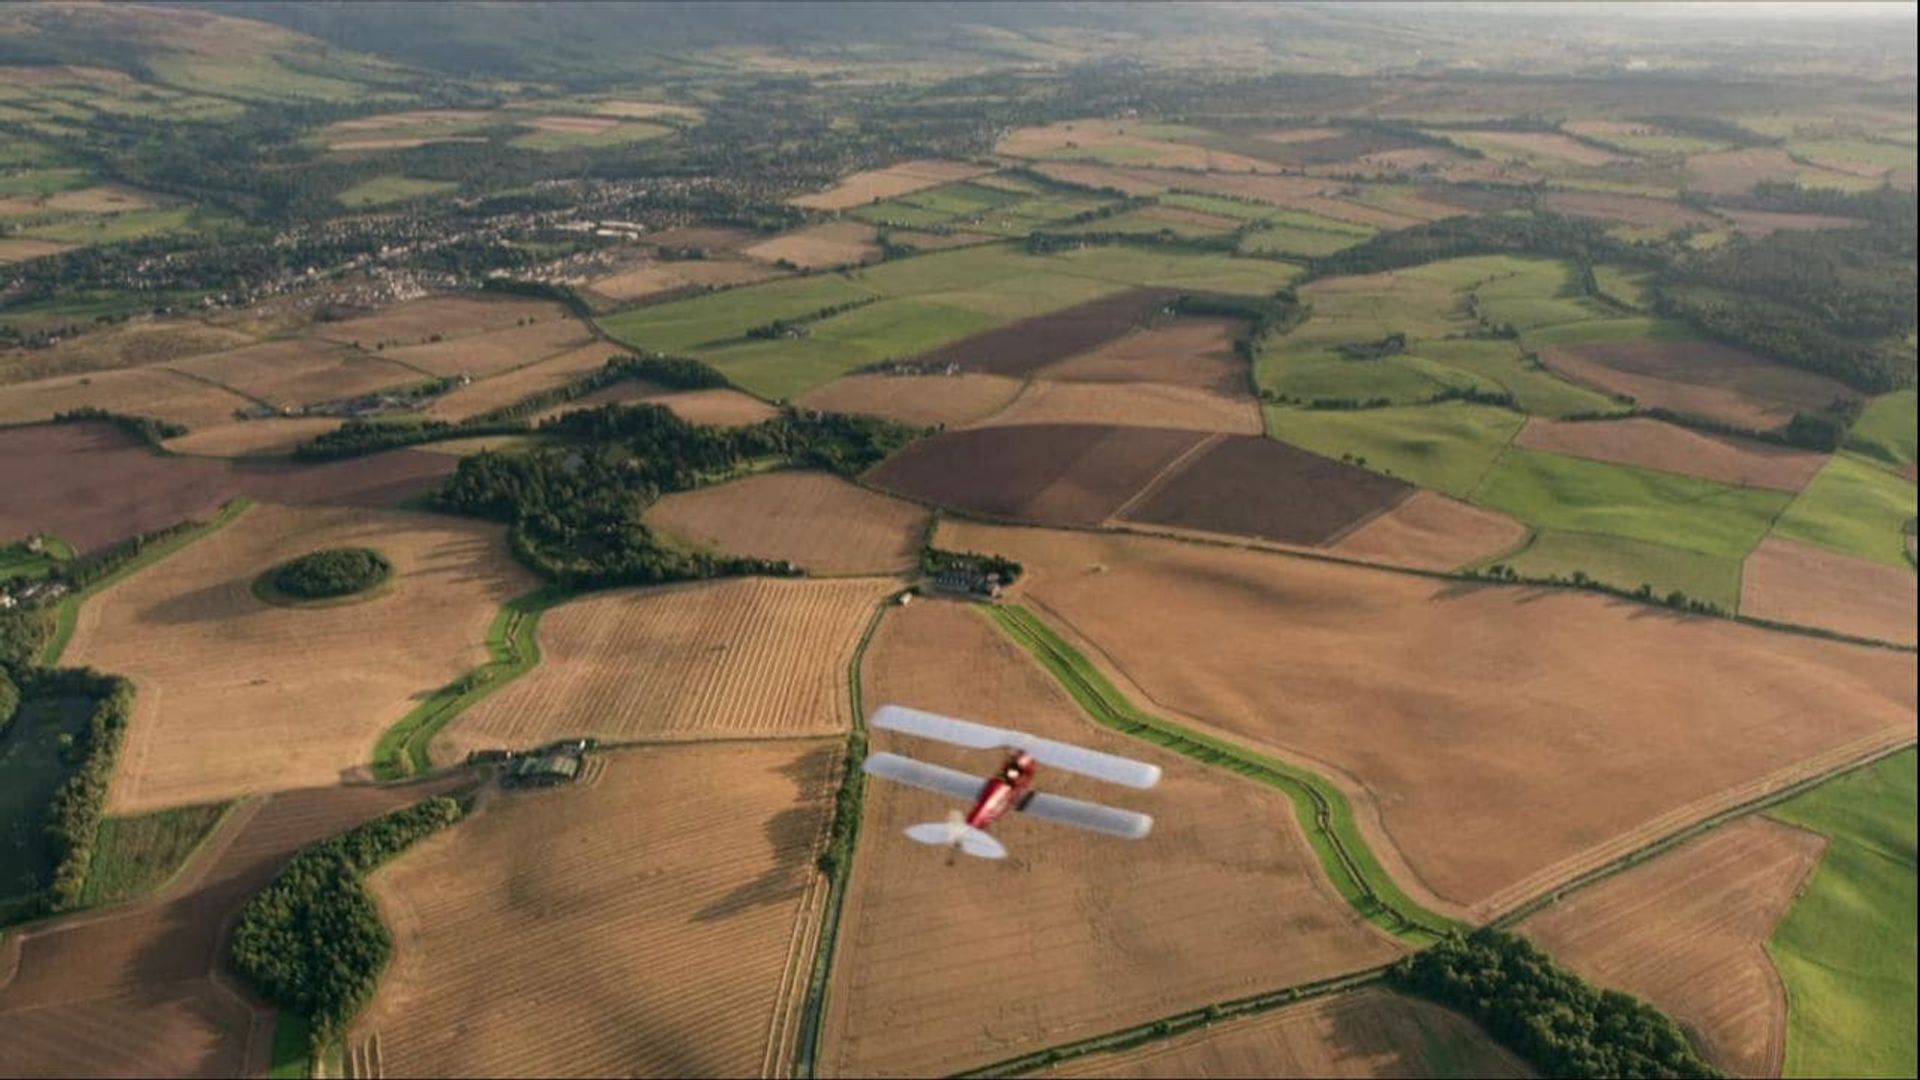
[822,599,1403,1077]
[1741,537,1919,645]
[1514,417,1829,492]
[354,741,838,1078]
[646,471,928,575]
[936,521,1917,919]
[64,503,532,811]
[1053,987,1530,1079]
[436,577,890,760]
[1520,816,1827,1078]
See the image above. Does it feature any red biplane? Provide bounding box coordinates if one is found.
[861,704,1161,859]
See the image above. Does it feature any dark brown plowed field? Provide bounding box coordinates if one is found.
[0,422,457,552]
[863,423,1208,527]
[1120,435,1413,546]
[907,288,1177,377]
[1540,341,1856,432]
[0,775,470,1079]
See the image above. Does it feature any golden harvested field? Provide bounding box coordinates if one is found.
[1329,490,1529,572]
[1515,418,1830,492]
[1520,816,1827,1077]
[65,503,533,813]
[997,121,1277,173]
[423,343,616,420]
[937,521,1917,919]
[795,373,1024,428]
[524,113,621,134]
[792,159,994,211]
[438,577,890,759]
[355,740,838,1078]
[591,99,703,120]
[165,416,342,458]
[744,220,880,269]
[822,599,1403,1077]
[383,317,594,378]
[0,365,252,428]
[1055,988,1531,1079]
[588,258,781,301]
[0,320,252,384]
[308,295,567,349]
[40,183,156,214]
[978,379,1260,434]
[167,339,420,408]
[647,470,927,574]
[1041,318,1247,392]
[1741,537,1918,646]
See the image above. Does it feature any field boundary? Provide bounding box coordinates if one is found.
[41,499,254,665]
[953,965,1393,1078]
[368,585,575,780]
[791,594,891,1079]
[985,602,1459,944]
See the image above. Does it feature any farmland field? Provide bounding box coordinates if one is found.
[795,372,1024,428]
[823,599,1403,1076]
[354,741,838,1078]
[743,220,880,269]
[381,316,593,378]
[1498,529,1744,612]
[936,521,1917,918]
[1520,816,1825,1078]
[0,365,254,429]
[1742,538,1918,645]
[1329,490,1528,572]
[1769,453,1919,567]
[63,502,532,811]
[1767,750,1917,1079]
[1845,390,1918,473]
[982,379,1261,434]
[435,577,890,760]
[646,470,928,575]
[1514,417,1829,492]
[308,295,568,348]
[1118,434,1413,546]
[1266,401,1525,498]
[1054,988,1529,1079]
[790,158,992,210]
[587,257,781,302]
[1470,448,1791,561]
[0,775,469,1078]
[1537,339,1855,432]
[167,339,421,409]
[422,343,618,420]
[164,416,345,458]
[0,422,461,552]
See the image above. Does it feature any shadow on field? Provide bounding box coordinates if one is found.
[691,743,836,923]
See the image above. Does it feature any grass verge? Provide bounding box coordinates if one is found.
[370,585,573,780]
[40,500,253,665]
[987,602,1459,944]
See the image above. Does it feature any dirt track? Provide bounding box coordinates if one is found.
[937,521,1916,919]
[0,776,468,1079]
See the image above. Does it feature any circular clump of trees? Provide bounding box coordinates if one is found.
[267,547,392,600]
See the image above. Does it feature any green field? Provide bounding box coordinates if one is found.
[0,537,72,580]
[1237,224,1370,258]
[600,243,1299,399]
[1493,528,1743,610]
[1294,273,1477,346]
[1258,346,1496,405]
[509,120,670,151]
[1412,339,1623,417]
[1771,452,1918,567]
[0,693,93,914]
[18,206,214,245]
[1470,448,1791,560]
[0,166,90,199]
[75,802,229,908]
[1266,400,1525,497]
[1767,749,1917,1079]
[1845,390,1917,473]
[338,175,460,207]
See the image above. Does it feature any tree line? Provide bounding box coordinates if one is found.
[1391,928,1720,1078]
[230,797,464,1042]
[433,403,924,588]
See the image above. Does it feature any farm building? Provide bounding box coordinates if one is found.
[502,747,585,787]
[927,569,1002,599]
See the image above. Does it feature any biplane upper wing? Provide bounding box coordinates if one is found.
[1019,791,1154,839]
[862,751,986,802]
[870,705,1162,790]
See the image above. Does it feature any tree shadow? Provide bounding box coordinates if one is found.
[691,745,836,923]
